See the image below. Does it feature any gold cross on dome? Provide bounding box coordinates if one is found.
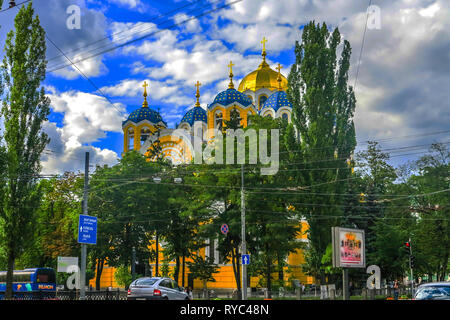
[195,81,201,106]
[228,61,235,74]
[142,81,149,107]
[276,63,282,74]
[261,37,268,52]
[142,81,148,96]
[276,63,283,90]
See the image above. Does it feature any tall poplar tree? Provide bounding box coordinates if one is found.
[0,4,50,299]
[287,21,357,283]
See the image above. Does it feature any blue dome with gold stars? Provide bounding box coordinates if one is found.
[123,107,167,126]
[209,88,253,108]
[180,106,207,126]
[261,90,292,112]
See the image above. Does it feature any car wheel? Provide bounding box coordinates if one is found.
[185,297,190,300]
[163,296,169,300]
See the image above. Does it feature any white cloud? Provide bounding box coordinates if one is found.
[47,89,126,148]
[39,88,126,173]
[101,78,183,103]
[50,55,108,80]
[108,0,147,12]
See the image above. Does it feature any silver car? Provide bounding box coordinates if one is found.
[127,277,190,300]
[414,282,450,300]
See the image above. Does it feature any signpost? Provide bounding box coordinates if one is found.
[78,214,98,245]
[332,227,366,300]
[242,254,250,265]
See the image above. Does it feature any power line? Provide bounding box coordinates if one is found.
[353,0,372,91]
[45,0,206,65]
[44,35,125,117]
[46,0,244,73]
[0,0,33,13]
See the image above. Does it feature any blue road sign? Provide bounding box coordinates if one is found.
[242,254,250,265]
[78,214,97,245]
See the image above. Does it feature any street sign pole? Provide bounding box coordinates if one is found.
[80,152,89,300]
[241,164,247,300]
[409,237,414,296]
[343,268,349,300]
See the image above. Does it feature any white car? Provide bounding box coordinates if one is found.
[127,277,190,300]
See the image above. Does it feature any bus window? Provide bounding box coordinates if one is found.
[36,269,56,283]
[37,274,48,283]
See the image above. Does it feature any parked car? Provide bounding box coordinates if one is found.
[127,277,190,300]
[414,282,450,300]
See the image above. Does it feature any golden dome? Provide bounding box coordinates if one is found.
[238,37,288,92]
[238,60,288,92]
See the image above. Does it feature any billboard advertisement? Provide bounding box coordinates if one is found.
[332,227,366,268]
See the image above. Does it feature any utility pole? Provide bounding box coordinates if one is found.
[241,164,247,300]
[409,237,414,296]
[80,152,89,300]
[132,246,136,281]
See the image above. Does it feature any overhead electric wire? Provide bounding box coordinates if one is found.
[353,0,372,91]
[46,0,227,71]
[47,0,244,73]
[45,0,206,65]
[0,0,34,13]
[44,35,125,117]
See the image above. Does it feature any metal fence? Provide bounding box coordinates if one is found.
[56,290,128,300]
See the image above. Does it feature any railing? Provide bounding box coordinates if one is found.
[56,290,128,300]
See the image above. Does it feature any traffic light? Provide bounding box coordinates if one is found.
[404,242,411,255]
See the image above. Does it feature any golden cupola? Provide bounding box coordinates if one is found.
[238,37,288,92]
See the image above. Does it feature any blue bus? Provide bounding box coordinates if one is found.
[0,268,56,299]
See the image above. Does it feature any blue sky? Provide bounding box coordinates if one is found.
[0,0,448,173]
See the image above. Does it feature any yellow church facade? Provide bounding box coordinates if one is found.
[90,39,314,290]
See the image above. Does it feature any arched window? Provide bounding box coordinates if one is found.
[127,128,134,150]
[259,95,268,110]
[281,113,289,122]
[215,111,223,130]
[140,127,151,146]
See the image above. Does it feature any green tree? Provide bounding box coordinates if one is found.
[355,141,397,256]
[409,143,449,281]
[0,3,50,299]
[186,255,219,297]
[163,165,211,287]
[245,115,302,298]
[88,151,166,279]
[287,21,357,284]
[16,172,82,270]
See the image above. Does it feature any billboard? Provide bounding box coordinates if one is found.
[332,227,365,268]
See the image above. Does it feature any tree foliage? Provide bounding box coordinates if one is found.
[0,3,50,299]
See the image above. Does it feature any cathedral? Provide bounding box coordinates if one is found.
[90,38,312,290]
[122,37,294,163]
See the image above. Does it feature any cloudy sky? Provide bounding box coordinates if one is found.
[0,0,448,174]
